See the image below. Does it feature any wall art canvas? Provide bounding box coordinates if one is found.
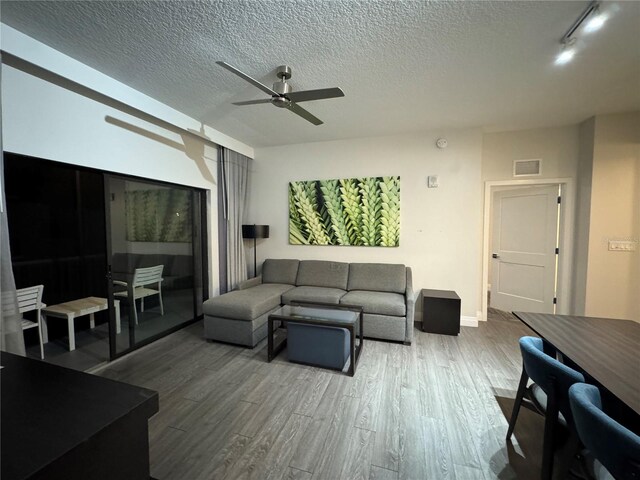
[126,189,191,242]
[289,176,400,246]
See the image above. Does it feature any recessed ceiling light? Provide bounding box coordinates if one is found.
[555,49,576,65]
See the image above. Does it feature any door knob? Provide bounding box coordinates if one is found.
[492,253,500,259]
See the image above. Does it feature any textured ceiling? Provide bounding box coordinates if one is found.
[2,1,640,147]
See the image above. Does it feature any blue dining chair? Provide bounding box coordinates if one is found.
[569,383,640,480]
[506,336,585,480]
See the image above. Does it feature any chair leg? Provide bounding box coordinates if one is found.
[37,320,44,360]
[158,286,164,316]
[141,296,145,312]
[541,383,559,480]
[507,366,529,440]
[133,301,138,325]
[552,431,581,480]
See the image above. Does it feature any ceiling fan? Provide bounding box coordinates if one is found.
[217,61,344,126]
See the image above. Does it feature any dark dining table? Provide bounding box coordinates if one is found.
[513,311,640,418]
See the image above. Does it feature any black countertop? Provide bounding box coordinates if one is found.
[1,352,159,480]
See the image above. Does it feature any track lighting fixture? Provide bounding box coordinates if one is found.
[555,1,608,66]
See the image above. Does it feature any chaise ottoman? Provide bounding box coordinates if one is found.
[203,283,292,347]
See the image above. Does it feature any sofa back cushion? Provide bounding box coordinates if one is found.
[170,255,192,277]
[138,254,175,273]
[262,259,300,285]
[112,253,140,273]
[296,260,349,290]
[347,263,406,293]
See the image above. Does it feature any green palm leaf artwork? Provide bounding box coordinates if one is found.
[126,189,192,243]
[290,181,331,245]
[289,176,400,247]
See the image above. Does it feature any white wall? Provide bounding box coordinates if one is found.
[585,112,640,321]
[246,130,483,319]
[482,116,639,321]
[1,24,253,158]
[572,117,595,315]
[1,59,221,295]
[482,125,580,183]
[481,125,579,315]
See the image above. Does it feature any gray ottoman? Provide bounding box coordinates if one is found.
[287,323,350,370]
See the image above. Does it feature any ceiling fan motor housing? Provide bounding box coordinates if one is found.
[272,66,292,107]
[272,80,292,96]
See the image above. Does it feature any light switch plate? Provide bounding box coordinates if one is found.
[427,175,439,188]
[608,240,638,252]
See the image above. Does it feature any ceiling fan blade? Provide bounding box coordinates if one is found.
[232,99,272,106]
[216,61,279,97]
[287,102,323,125]
[287,87,344,103]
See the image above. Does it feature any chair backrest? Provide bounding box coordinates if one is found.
[15,285,44,314]
[570,383,640,480]
[519,336,585,424]
[132,265,164,287]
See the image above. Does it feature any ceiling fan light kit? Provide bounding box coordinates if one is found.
[217,61,344,125]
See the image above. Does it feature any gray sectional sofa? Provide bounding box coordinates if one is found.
[203,259,415,347]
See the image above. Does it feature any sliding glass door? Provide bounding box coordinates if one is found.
[105,175,204,358]
[4,153,206,367]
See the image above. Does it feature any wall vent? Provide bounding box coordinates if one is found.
[513,159,541,177]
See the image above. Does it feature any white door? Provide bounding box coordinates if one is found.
[490,185,560,313]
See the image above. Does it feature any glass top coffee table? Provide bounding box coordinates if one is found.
[267,301,364,376]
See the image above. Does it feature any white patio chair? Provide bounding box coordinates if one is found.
[15,285,46,359]
[113,265,164,325]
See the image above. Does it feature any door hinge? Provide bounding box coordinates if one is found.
[557,196,562,204]
[553,297,557,305]
[555,247,559,254]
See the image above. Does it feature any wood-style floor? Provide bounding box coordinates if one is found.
[98,310,545,480]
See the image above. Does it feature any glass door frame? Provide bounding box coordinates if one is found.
[104,173,208,361]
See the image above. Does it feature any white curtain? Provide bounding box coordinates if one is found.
[0,111,25,355]
[218,147,250,293]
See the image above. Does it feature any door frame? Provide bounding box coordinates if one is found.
[481,178,575,322]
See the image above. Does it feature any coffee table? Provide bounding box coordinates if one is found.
[42,297,121,351]
[267,302,363,376]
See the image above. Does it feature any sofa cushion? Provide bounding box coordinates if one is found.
[262,259,300,285]
[347,263,406,294]
[170,255,192,277]
[203,283,294,321]
[111,253,141,273]
[282,286,347,305]
[138,254,173,271]
[359,313,406,342]
[341,290,406,316]
[296,260,349,290]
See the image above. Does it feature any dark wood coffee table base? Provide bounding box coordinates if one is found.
[267,302,364,376]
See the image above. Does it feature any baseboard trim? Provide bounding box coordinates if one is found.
[461,316,478,328]
[414,311,479,328]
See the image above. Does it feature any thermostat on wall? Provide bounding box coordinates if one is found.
[436,138,448,149]
[427,175,439,188]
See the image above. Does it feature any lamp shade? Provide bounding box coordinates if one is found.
[242,224,270,239]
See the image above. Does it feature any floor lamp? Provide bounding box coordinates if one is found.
[242,224,270,278]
